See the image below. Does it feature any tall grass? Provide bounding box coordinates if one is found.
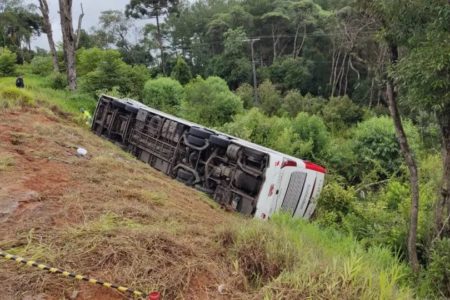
[222,214,414,299]
[0,75,95,114]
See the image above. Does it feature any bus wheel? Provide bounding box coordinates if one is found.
[177,169,194,183]
[187,134,206,147]
[209,135,230,148]
[189,127,213,139]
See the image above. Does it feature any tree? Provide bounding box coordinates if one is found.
[97,10,132,49]
[182,76,243,127]
[126,0,179,74]
[58,0,77,90]
[392,2,450,242]
[360,0,425,273]
[236,83,254,109]
[38,0,58,72]
[0,0,41,63]
[0,47,17,76]
[258,80,282,116]
[207,27,252,89]
[142,77,184,114]
[321,96,364,131]
[171,56,192,85]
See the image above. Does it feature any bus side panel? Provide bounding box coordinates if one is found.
[254,155,283,219]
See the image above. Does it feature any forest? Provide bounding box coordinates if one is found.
[0,0,449,297]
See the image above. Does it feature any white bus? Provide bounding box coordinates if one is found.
[92,95,326,220]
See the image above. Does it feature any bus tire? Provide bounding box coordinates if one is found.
[235,170,259,194]
[124,104,139,114]
[189,127,212,139]
[177,169,194,182]
[111,101,126,109]
[209,135,230,148]
[187,134,205,147]
[244,148,265,163]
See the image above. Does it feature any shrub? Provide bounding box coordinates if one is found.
[0,87,34,109]
[182,76,243,127]
[0,47,17,76]
[269,56,313,92]
[258,80,282,116]
[351,116,421,182]
[321,96,364,131]
[236,83,254,109]
[48,72,68,90]
[80,50,149,98]
[420,238,450,298]
[121,64,150,99]
[77,48,122,76]
[170,56,192,85]
[142,77,184,115]
[315,182,356,228]
[30,56,53,76]
[220,214,413,299]
[291,112,330,161]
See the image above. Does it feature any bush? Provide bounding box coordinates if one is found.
[182,76,243,127]
[170,57,192,85]
[77,48,122,76]
[420,238,450,298]
[142,77,184,115]
[48,72,68,90]
[79,49,149,98]
[30,56,53,76]
[0,48,17,76]
[321,96,364,131]
[0,87,34,109]
[315,182,356,228]
[122,64,150,99]
[291,112,330,161]
[351,116,421,182]
[269,56,313,92]
[258,80,282,116]
[220,214,413,299]
[236,83,254,109]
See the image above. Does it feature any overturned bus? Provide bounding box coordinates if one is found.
[91,95,326,220]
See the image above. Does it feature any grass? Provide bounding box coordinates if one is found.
[0,75,417,299]
[0,75,95,115]
[0,154,15,171]
[219,214,413,299]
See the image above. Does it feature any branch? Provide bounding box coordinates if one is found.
[75,2,84,48]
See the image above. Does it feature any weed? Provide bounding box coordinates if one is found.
[0,154,15,171]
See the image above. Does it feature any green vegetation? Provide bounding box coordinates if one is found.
[1,0,449,297]
[0,48,17,76]
[181,76,243,127]
[223,214,413,299]
[142,77,184,115]
[0,76,94,115]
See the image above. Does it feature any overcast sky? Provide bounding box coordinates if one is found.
[31,0,133,49]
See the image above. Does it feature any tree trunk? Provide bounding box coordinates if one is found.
[386,43,420,273]
[58,0,77,90]
[155,10,165,75]
[435,105,450,239]
[39,0,59,73]
[75,3,85,49]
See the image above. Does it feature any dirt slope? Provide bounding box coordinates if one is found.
[0,107,242,299]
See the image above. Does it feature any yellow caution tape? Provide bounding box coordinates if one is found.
[0,250,145,298]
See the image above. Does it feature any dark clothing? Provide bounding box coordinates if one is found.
[16,78,24,88]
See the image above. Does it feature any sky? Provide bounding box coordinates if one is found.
[31,0,133,49]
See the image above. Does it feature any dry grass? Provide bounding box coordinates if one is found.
[0,154,15,171]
